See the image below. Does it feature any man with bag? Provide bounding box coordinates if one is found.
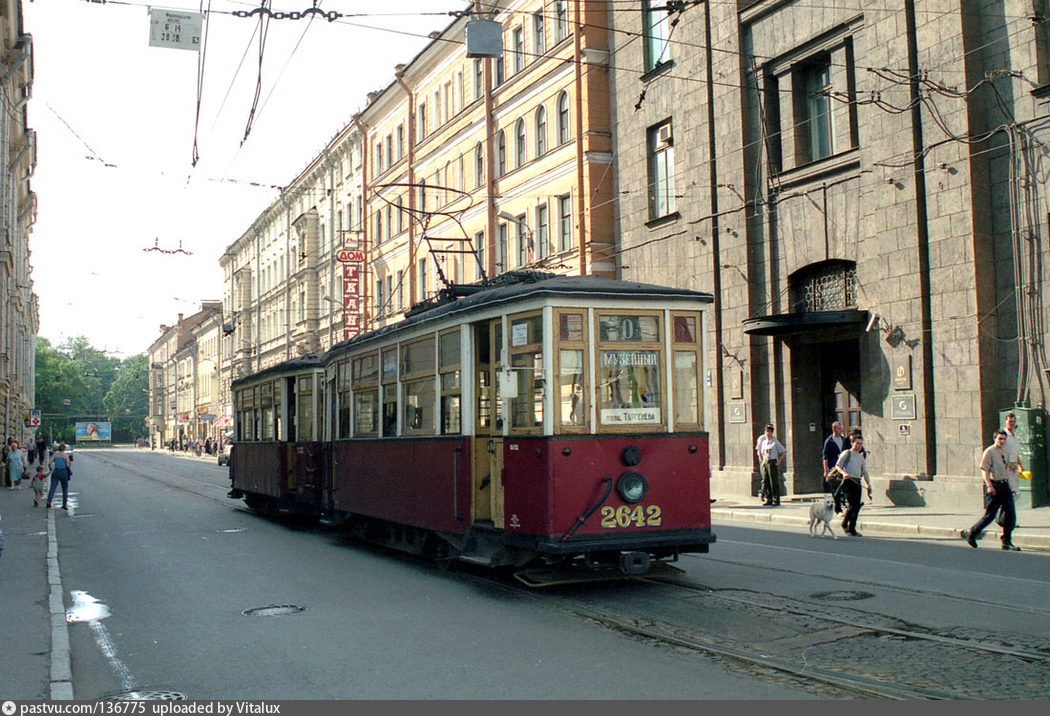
[822,421,849,513]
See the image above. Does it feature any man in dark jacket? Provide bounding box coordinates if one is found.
[822,421,849,513]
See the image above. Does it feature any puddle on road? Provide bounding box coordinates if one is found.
[66,590,112,623]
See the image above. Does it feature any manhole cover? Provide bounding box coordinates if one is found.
[242,605,306,617]
[107,690,186,700]
[809,590,875,601]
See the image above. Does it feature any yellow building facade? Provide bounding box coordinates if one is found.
[359,0,614,328]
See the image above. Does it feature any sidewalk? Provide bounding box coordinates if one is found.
[711,491,1050,551]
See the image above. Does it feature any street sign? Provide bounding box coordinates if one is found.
[29,409,40,427]
[149,9,203,51]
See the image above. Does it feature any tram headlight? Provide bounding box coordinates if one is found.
[616,471,649,503]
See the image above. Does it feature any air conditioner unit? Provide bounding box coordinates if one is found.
[657,124,673,146]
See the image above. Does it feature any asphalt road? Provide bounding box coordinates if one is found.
[53,449,820,700]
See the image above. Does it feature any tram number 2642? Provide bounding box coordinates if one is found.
[600,504,663,529]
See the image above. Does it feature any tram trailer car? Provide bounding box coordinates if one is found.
[230,274,715,585]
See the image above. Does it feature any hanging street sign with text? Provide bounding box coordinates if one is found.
[149,9,203,51]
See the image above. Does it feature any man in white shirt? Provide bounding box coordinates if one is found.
[1002,412,1023,499]
[755,423,786,506]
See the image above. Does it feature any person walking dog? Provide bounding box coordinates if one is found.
[834,436,872,536]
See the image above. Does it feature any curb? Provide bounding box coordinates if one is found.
[47,508,74,699]
[711,508,1050,551]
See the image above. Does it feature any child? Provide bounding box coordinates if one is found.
[30,462,49,507]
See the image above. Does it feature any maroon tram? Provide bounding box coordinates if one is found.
[228,273,715,584]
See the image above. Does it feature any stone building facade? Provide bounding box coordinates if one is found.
[0,0,36,443]
[610,0,1050,507]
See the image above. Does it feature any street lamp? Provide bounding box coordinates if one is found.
[497,210,534,267]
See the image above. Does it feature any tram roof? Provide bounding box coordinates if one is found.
[231,354,324,390]
[331,273,713,355]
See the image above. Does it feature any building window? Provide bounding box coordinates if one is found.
[647,120,676,219]
[375,210,383,246]
[515,118,526,167]
[795,57,833,163]
[557,91,570,144]
[396,124,404,160]
[376,278,385,317]
[385,205,392,241]
[555,1,568,41]
[497,130,507,177]
[557,194,572,252]
[534,11,545,54]
[474,59,484,100]
[496,54,504,85]
[385,134,393,166]
[475,142,484,188]
[374,141,382,175]
[396,195,404,233]
[396,270,404,311]
[536,106,547,156]
[418,102,427,140]
[643,1,671,71]
[516,214,531,266]
[513,26,525,74]
[536,204,549,259]
[474,230,486,280]
[497,223,508,273]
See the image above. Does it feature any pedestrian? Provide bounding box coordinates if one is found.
[7,440,28,490]
[1002,412,1023,501]
[30,462,49,507]
[822,421,849,513]
[834,435,872,536]
[35,435,47,466]
[755,423,787,506]
[962,429,1021,551]
[1,437,11,488]
[0,510,4,559]
[47,442,73,510]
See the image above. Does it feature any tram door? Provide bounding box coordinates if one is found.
[472,320,505,528]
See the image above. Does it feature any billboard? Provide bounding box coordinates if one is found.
[75,422,112,442]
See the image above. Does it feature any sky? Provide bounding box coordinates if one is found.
[24,0,454,358]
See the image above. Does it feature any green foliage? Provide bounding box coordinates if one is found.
[34,337,148,444]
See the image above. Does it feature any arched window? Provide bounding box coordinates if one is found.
[557,91,570,144]
[789,260,857,313]
[535,106,547,156]
[474,142,484,188]
[497,130,506,177]
[515,118,526,167]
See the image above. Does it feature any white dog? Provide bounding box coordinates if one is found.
[809,494,837,539]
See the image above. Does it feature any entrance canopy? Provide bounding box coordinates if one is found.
[742,309,867,337]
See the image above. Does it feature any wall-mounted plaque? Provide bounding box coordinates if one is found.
[891,393,916,420]
[893,356,912,390]
[729,402,746,423]
[730,368,744,399]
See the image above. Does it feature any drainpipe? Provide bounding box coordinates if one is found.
[904,0,937,478]
[572,0,587,275]
[394,70,417,300]
[704,1,727,469]
[352,113,371,331]
[322,148,336,350]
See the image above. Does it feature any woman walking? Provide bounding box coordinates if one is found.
[6,440,27,490]
[47,443,73,510]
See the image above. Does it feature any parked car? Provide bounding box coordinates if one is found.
[217,442,232,466]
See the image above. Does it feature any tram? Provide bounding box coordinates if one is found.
[228,273,715,585]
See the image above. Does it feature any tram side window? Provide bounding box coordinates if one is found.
[672,313,702,428]
[439,329,461,434]
[252,386,262,440]
[509,314,544,430]
[382,347,398,437]
[401,336,436,435]
[557,312,587,429]
[296,375,314,442]
[261,382,275,440]
[337,360,352,439]
[273,380,282,440]
[596,313,663,429]
[353,352,379,436]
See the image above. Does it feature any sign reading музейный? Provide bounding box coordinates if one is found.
[599,350,661,425]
